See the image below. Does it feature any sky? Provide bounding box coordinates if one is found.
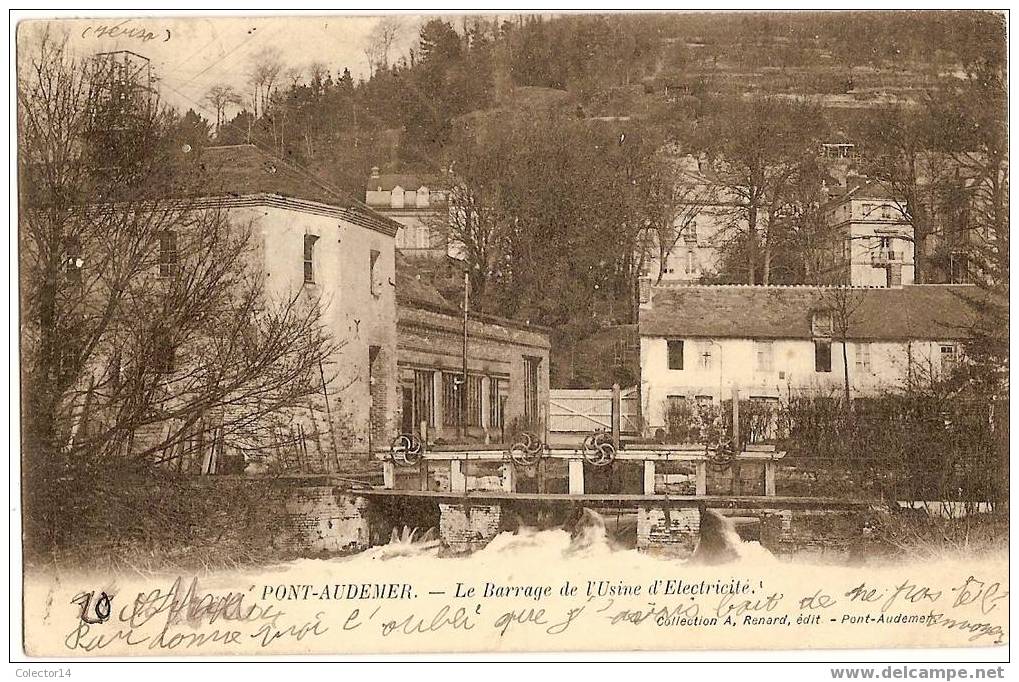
[17,14,431,122]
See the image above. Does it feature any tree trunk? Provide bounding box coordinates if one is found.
[842,338,851,410]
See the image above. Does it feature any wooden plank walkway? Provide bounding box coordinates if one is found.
[356,488,874,510]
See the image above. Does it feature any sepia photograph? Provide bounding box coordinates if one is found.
[9,8,1010,667]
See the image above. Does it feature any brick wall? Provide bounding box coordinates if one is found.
[636,506,700,555]
[438,503,503,553]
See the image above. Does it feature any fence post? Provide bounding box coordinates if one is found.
[731,385,742,496]
[383,461,396,489]
[765,460,776,496]
[418,420,429,491]
[568,459,585,495]
[611,383,621,452]
[643,460,656,495]
[501,463,516,493]
[450,459,467,493]
[695,461,707,495]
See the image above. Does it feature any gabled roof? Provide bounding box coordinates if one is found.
[190,145,401,235]
[639,284,986,342]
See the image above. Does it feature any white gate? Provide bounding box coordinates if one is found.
[548,386,641,435]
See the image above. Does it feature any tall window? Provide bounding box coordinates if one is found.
[303,234,319,283]
[855,342,872,373]
[685,250,696,274]
[413,369,435,429]
[814,339,832,373]
[667,339,684,370]
[941,344,959,374]
[489,378,505,429]
[466,375,484,427]
[756,341,774,372]
[153,327,176,374]
[370,249,381,296]
[684,221,698,243]
[65,236,83,284]
[159,230,178,278]
[523,356,541,426]
[442,372,460,427]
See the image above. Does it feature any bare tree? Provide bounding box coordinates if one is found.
[817,286,865,409]
[247,46,284,118]
[703,97,826,284]
[202,83,243,137]
[19,33,336,557]
[645,158,716,284]
[284,65,303,88]
[364,16,403,76]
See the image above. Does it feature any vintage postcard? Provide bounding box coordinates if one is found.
[13,11,1009,659]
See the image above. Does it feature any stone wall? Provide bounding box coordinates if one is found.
[183,479,370,557]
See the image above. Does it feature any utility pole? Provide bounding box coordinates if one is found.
[460,271,470,441]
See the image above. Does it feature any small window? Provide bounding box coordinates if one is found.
[814,339,832,373]
[159,230,178,278]
[684,221,698,243]
[667,339,684,370]
[756,341,774,372]
[303,234,319,284]
[855,342,872,372]
[697,341,713,370]
[370,249,381,296]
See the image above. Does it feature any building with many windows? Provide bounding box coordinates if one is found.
[364,167,451,258]
[395,257,551,444]
[637,282,980,434]
[819,174,915,287]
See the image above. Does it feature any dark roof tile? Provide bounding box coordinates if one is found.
[639,284,986,341]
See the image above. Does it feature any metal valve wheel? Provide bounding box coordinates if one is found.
[389,433,423,466]
[509,431,545,467]
[582,432,616,467]
[706,438,735,467]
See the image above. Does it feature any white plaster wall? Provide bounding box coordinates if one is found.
[236,204,399,456]
[640,335,953,431]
